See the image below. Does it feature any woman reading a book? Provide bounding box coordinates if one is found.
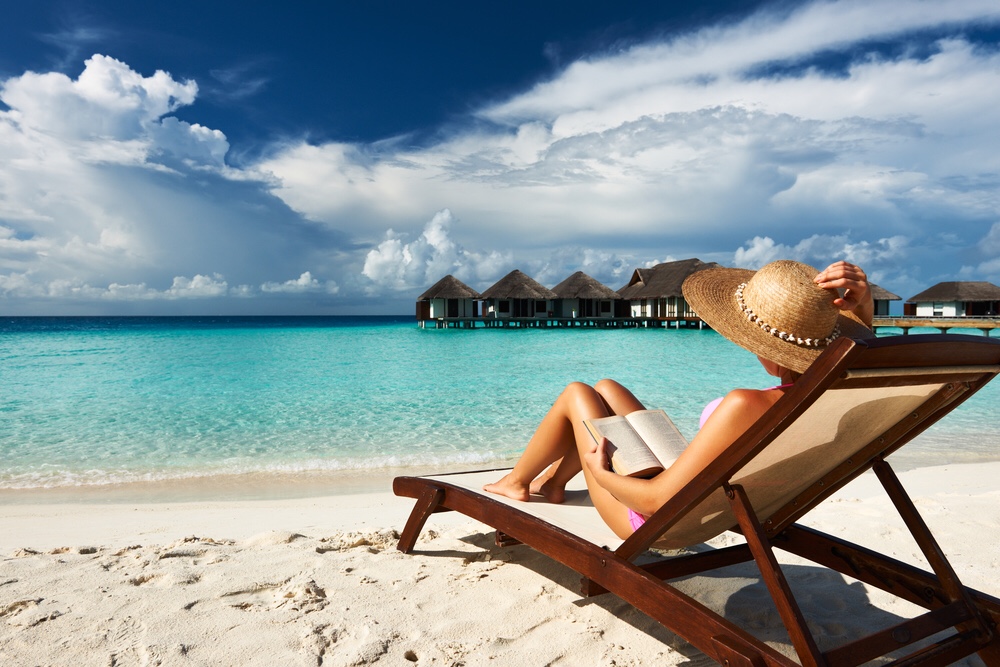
[484,260,874,539]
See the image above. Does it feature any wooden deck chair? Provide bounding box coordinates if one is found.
[393,334,1000,667]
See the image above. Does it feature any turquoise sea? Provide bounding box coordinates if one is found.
[1,317,998,493]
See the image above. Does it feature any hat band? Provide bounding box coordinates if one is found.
[735,283,840,348]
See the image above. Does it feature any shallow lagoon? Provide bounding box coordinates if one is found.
[1,317,996,489]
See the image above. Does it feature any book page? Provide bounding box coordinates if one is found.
[585,415,662,478]
[624,409,688,468]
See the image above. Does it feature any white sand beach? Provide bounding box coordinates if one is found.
[2,462,999,666]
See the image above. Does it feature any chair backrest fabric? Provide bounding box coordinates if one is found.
[651,381,942,550]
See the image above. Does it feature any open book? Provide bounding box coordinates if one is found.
[583,409,689,478]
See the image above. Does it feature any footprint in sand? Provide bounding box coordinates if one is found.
[315,529,400,553]
[221,577,329,613]
[128,569,202,588]
[104,614,162,666]
[0,597,64,628]
[300,623,395,667]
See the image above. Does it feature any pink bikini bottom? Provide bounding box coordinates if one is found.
[627,508,646,531]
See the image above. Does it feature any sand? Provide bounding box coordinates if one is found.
[2,463,999,666]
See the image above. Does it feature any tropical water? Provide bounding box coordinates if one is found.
[1,317,998,494]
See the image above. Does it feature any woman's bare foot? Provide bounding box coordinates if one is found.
[483,474,531,502]
[529,474,566,504]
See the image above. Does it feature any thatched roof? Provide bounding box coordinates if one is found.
[617,258,721,299]
[870,284,901,301]
[480,270,557,300]
[417,274,481,301]
[907,281,1000,303]
[550,271,619,299]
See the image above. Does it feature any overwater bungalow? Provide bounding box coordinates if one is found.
[904,281,1000,317]
[549,271,619,321]
[480,269,557,324]
[617,258,720,323]
[870,284,901,317]
[415,274,481,328]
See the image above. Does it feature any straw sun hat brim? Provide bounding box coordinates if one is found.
[682,266,874,374]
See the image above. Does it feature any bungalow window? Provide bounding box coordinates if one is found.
[933,302,944,317]
[601,301,611,313]
[535,300,546,313]
[498,301,510,314]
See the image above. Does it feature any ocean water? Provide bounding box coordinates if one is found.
[1,317,997,491]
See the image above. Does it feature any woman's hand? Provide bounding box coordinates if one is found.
[815,261,874,326]
[583,437,612,477]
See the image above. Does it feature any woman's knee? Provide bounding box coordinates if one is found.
[558,381,604,412]
[561,381,595,399]
[594,378,624,394]
[594,378,645,414]
[595,378,635,403]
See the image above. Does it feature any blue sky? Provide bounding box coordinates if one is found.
[2,0,999,315]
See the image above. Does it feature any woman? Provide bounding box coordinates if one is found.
[484,260,874,539]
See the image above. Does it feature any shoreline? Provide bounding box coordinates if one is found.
[0,460,519,506]
[2,445,998,505]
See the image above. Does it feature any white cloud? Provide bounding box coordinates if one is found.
[734,234,910,269]
[0,272,216,300]
[362,209,515,292]
[0,270,349,302]
[261,271,339,294]
[0,55,233,282]
[960,222,1000,283]
[2,54,195,140]
[481,1,1000,132]
[0,54,352,312]
[165,274,229,298]
[981,222,1000,256]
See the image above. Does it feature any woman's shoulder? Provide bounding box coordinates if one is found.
[695,386,784,444]
[700,385,790,431]
[719,386,787,413]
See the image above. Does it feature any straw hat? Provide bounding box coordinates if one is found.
[682,260,873,373]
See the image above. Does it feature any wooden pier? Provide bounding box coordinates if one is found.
[872,316,998,336]
[419,316,708,330]
[423,315,998,336]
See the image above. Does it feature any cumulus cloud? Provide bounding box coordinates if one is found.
[165,274,229,298]
[0,54,227,170]
[261,271,339,294]
[362,209,515,292]
[734,235,908,269]
[3,55,194,137]
[0,55,231,283]
[0,54,354,312]
[732,234,914,291]
[959,222,1000,283]
[0,272,220,300]
[980,222,1000,256]
[0,270,344,303]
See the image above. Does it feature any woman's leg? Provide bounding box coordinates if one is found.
[484,379,639,537]
[528,379,648,502]
[484,382,609,501]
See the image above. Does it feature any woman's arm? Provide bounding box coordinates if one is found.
[583,389,779,517]
[814,261,874,327]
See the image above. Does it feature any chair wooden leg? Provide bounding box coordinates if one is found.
[727,483,825,667]
[397,486,445,553]
[873,459,998,662]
